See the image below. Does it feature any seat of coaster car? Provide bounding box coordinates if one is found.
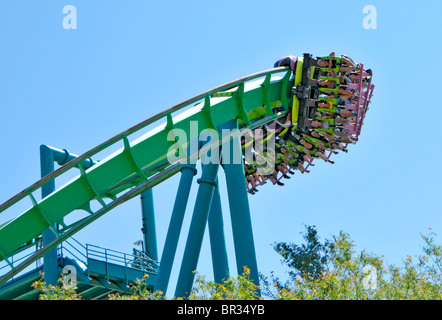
[294,53,359,134]
[292,54,323,132]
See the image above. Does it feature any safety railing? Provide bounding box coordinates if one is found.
[86,244,159,275]
[357,81,375,136]
[0,242,42,282]
[58,238,87,265]
[0,237,159,286]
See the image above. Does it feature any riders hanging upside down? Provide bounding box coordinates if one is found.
[242,52,373,194]
[315,100,356,119]
[316,52,358,76]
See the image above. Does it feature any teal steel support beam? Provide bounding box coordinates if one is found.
[40,145,98,286]
[40,145,58,286]
[174,158,220,298]
[208,186,229,283]
[43,145,98,169]
[218,120,260,296]
[140,189,158,261]
[154,163,197,295]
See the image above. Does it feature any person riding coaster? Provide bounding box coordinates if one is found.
[248,151,285,187]
[278,139,311,174]
[301,133,336,154]
[247,52,373,191]
[316,52,358,76]
[308,130,348,153]
[244,160,259,194]
[275,147,295,178]
[299,138,335,164]
[273,55,298,72]
[315,100,356,119]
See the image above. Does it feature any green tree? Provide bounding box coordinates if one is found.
[107,274,165,300]
[32,274,82,300]
[188,267,260,300]
[273,225,333,281]
[32,268,259,300]
[264,226,442,300]
[32,227,442,300]
[260,224,332,297]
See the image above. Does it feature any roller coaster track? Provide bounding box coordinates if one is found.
[0,65,298,286]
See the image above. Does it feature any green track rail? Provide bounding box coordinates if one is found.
[0,66,297,285]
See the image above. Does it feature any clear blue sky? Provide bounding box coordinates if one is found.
[0,0,441,297]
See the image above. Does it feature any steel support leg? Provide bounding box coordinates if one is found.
[39,145,98,286]
[140,189,158,261]
[154,163,197,294]
[40,145,59,286]
[174,160,220,298]
[208,185,229,283]
[219,120,260,294]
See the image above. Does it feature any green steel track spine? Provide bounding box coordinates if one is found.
[0,66,297,285]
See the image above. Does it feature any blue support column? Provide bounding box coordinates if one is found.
[218,120,260,295]
[40,145,59,286]
[140,189,158,261]
[154,163,197,294]
[174,160,220,298]
[39,145,98,286]
[208,185,229,283]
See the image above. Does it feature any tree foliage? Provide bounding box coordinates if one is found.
[264,226,442,300]
[188,267,260,300]
[32,227,442,300]
[273,225,333,282]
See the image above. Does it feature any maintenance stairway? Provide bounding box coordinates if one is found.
[0,238,158,300]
